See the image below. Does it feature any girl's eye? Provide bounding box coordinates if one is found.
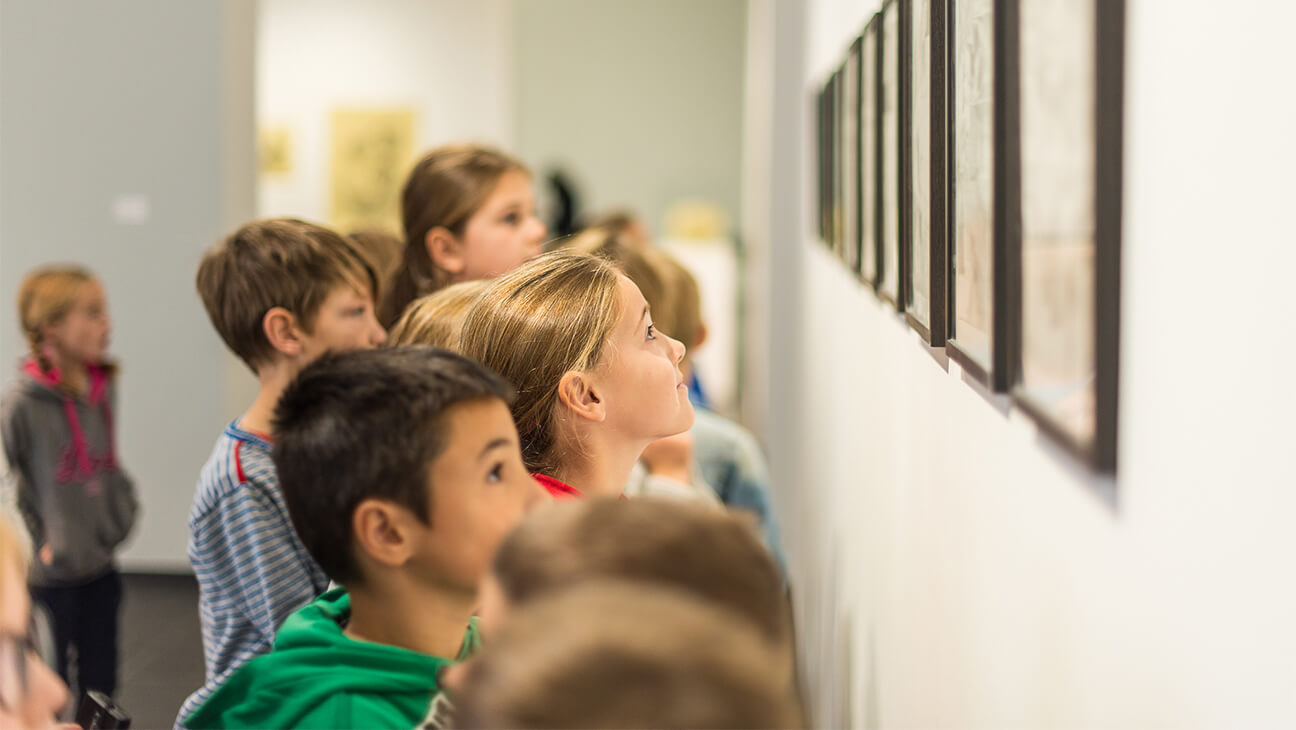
[502,212,520,225]
[487,463,504,483]
[646,323,657,341]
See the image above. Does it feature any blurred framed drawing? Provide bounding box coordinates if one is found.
[903,0,948,344]
[946,0,1015,389]
[878,0,903,308]
[842,41,861,272]
[858,15,881,289]
[816,81,828,244]
[1012,0,1123,473]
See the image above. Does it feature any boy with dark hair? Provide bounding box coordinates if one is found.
[185,347,545,729]
[179,219,387,724]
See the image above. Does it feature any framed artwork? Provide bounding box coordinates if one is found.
[818,80,830,245]
[1012,0,1123,472]
[859,17,881,287]
[878,0,903,307]
[946,0,1016,389]
[842,45,861,271]
[329,107,416,232]
[903,0,948,344]
[829,68,843,254]
[816,83,825,242]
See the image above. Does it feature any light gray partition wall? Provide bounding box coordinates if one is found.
[0,0,256,571]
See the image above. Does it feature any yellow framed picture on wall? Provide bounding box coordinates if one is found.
[329,107,417,232]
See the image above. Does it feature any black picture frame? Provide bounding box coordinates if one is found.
[878,0,904,308]
[902,0,948,345]
[858,15,881,289]
[945,0,1017,390]
[1009,0,1123,473]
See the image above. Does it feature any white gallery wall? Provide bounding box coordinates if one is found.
[256,0,516,224]
[744,0,1296,726]
[0,0,256,571]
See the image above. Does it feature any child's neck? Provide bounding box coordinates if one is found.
[41,349,88,395]
[344,578,476,660]
[239,360,301,435]
[551,434,647,498]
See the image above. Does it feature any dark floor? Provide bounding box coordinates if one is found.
[116,573,205,729]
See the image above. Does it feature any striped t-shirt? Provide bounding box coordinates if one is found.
[176,422,330,727]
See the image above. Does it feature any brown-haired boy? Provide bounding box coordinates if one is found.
[452,581,804,730]
[178,219,387,725]
[185,347,545,728]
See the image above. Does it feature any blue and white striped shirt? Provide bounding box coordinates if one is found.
[176,422,330,727]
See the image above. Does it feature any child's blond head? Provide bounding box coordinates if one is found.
[386,280,489,350]
[459,251,622,476]
[18,265,94,362]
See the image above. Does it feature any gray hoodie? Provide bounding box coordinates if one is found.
[0,359,138,585]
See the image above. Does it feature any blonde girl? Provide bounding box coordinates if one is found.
[0,265,138,700]
[459,251,694,498]
[386,280,490,350]
[378,144,548,328]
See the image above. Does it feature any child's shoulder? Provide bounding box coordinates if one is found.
[190,422,281,519]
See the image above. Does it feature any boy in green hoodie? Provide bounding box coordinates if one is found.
[184,346,546,729]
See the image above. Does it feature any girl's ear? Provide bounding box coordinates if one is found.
[557,370,606,424]
[263,306,304,357]
[352,498,416,569]
[426,227,466,277]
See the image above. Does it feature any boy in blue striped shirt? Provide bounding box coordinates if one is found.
[176,220,387,726]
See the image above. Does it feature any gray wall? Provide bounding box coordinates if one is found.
[514,0,746,235]
[0,0,255,570]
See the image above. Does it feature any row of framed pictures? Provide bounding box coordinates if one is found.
[816,0,1123,473]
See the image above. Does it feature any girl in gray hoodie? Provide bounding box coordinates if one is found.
[0,265,138,701]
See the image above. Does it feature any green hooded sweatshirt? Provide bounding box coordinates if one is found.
[184,587,479,729]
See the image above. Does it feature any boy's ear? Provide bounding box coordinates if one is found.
[351,498,416,570]
[263,307,304,357]
[426,227,466,277]
[556,371,605,423]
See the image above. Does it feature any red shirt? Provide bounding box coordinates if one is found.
[532,473,584,499]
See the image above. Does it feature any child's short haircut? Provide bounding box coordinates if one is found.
[386,280,490,350]
[196,219,377,372]
[271,346,512,586]
[453,581,804,729]
[492,498,789,647]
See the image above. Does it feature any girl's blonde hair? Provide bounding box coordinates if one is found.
[379,144,530,328]
[459,251,622,476]
[17,265,114,378]
[386,280,490,350]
